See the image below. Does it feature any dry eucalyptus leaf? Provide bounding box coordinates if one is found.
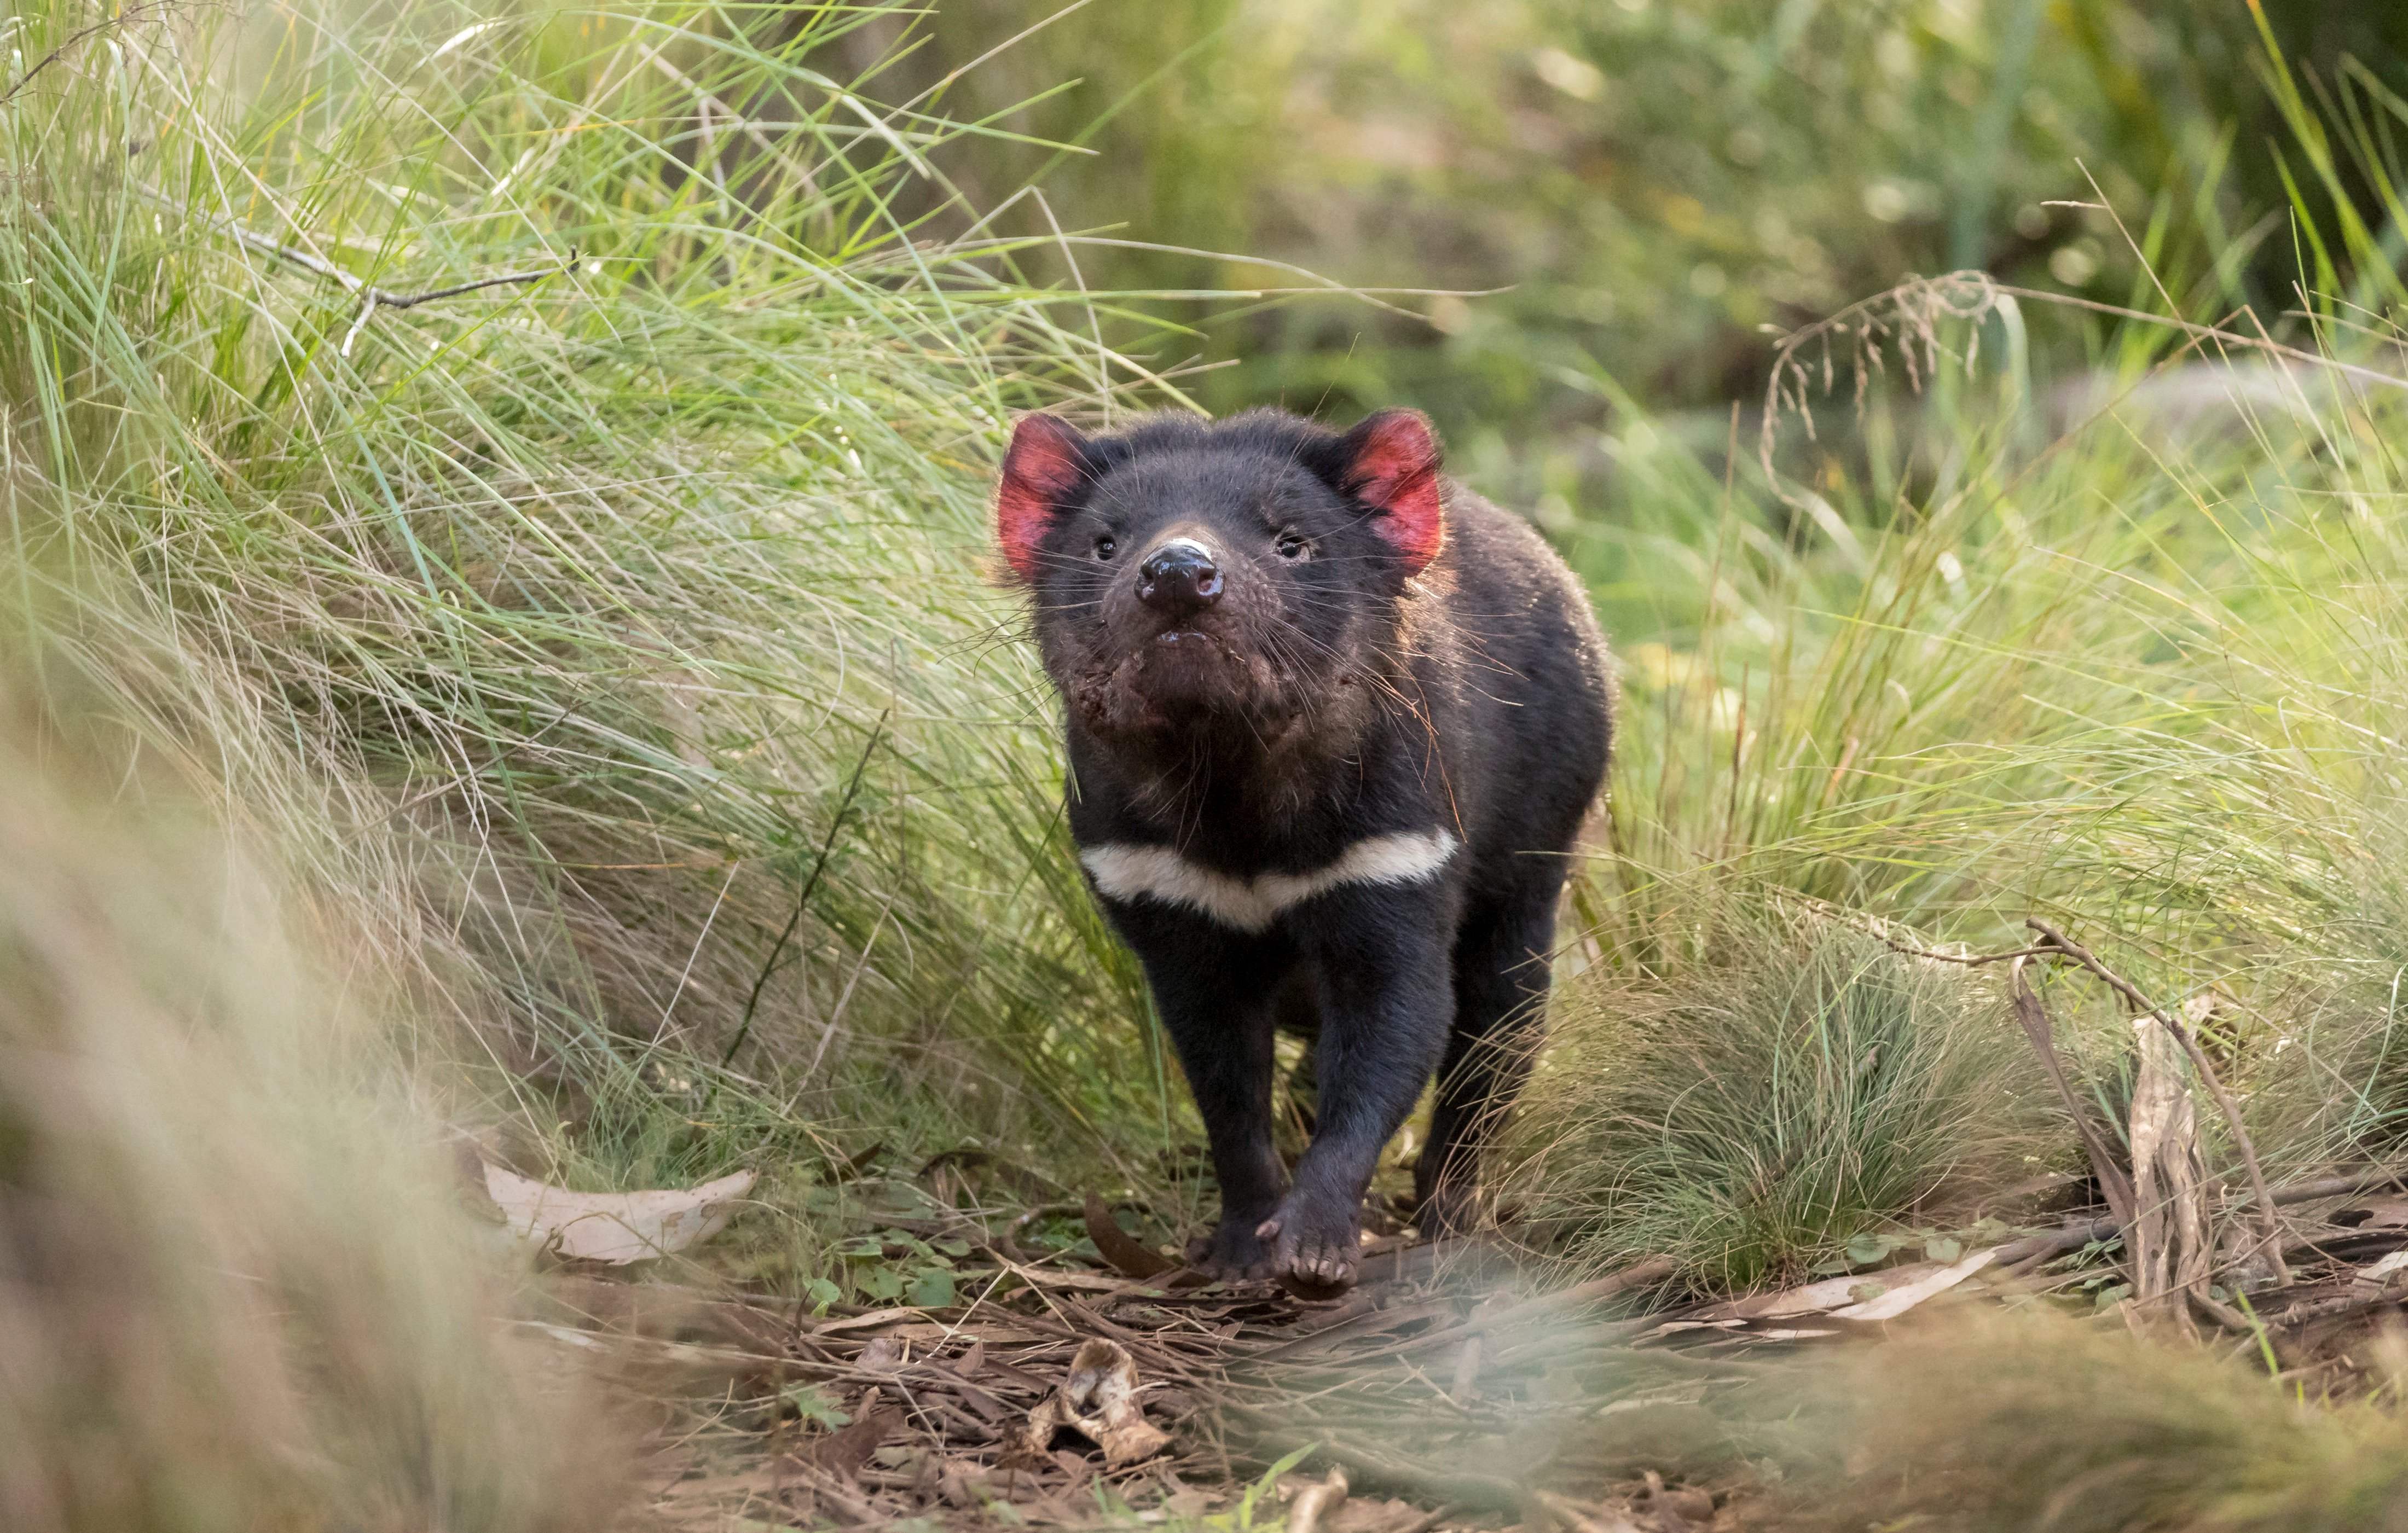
[1828,1246,2000,1320]
[2363,1249,2408,1283]
[1021,1338,1170,1467]
[2347,1196,2408,1230]
[482,1163,754,1264]
[786,1405,901,1483]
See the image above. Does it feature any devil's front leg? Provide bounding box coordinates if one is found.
[1257,882,1457,1293]
[1112,904,1294,1280]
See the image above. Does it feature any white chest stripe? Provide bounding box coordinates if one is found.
[1079,829,1460,933]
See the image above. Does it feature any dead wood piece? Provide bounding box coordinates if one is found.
[2128,1018,2212,1337]
[2027,920,2288,1285]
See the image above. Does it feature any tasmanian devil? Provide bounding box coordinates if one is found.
[995,406,1612,1292]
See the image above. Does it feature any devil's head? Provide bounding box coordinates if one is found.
[995,408,1448,753]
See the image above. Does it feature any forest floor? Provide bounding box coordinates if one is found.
[516,1170,2408,1533]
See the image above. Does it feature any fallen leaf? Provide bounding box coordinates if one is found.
[482,1163,754,1264]
[2344,1196,2408,1229]
[785,1404,901,1482]
[1084,1194,1180,1279]
[1287,1467,1349,1533]
[1021,1338,1170,1467]
[1698,1247,1999,1325]
[2363,1249,2408,1282]
[1828,1246,2000,1320]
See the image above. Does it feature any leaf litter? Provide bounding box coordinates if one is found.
[524,1137,2408,1532]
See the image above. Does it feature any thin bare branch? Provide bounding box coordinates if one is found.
[0,3,177,107]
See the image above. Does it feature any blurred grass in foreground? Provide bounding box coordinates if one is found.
[0,667,626,1530]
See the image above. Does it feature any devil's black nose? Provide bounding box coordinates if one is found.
[1137,541,1223,615]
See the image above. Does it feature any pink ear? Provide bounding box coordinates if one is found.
[994,414,1090,583]
[1339,410,1445,573]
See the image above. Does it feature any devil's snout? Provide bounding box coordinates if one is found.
[1137,538,1223,617]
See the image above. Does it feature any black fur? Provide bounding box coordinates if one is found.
[1004,407,1613,1291]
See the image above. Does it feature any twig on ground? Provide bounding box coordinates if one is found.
[2008,955,2138,1226]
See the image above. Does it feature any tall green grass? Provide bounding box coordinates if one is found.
[1,0,1195,1218]
[1520,277,2408,1281]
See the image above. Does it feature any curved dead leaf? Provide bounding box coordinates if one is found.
[1085,1193,1177,1279]
[483,1163,755,1264]
[1021,1338,1168,1467]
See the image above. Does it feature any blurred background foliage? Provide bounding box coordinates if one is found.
[861,0,2408,503]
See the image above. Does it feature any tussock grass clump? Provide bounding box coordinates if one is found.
[1773,1315,2408,1533]
[1511,908,2057,1292]
[0,0,1185,1201]
[0,699,626,1532]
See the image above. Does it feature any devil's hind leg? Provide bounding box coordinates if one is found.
[1416,867,1567,1233]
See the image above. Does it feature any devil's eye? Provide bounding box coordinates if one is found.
[1276,533,1309,560]
[1094,535,1118,560]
